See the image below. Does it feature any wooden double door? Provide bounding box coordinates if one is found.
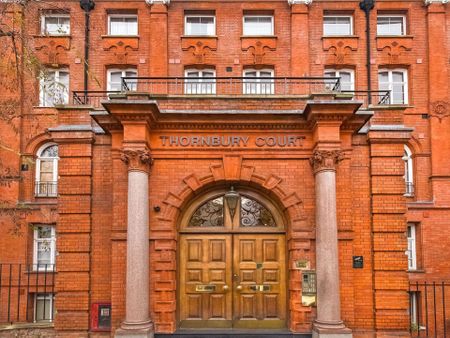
[179,234,286,329]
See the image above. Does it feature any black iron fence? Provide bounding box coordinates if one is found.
[410,281,450,337]
[72,90,121,107]
[340,90,390,108]
[0,264,55,324]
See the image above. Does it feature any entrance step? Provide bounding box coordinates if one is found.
[156,329,312,338]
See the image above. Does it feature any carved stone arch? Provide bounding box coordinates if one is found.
[155,156,309,239]
[407,134,424,155]
[24,132,53,157]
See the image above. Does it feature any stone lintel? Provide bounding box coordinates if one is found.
[367,125,413,144]
[101,99,161,126]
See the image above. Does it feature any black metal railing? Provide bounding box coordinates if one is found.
[121,76,342,96]
[410,281,450,337]
[34,182,57,198]
[0,264,56,324]
[72,90,121,107]
[340,90,390,108]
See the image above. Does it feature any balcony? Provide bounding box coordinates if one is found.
[71,77,391,112]
[35,182,57,198]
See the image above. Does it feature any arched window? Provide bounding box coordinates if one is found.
[188,192,276,228]
[403,145,414,196]
[35,144,58,197]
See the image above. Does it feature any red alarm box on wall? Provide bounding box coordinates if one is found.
[91,303,112,331]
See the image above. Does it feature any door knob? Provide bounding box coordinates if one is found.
[236,285,243,290]
[223,285,229,291]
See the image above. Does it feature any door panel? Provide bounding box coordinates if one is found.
[233,234,286,328]
[179,234,286,329]
[180,235,232,327]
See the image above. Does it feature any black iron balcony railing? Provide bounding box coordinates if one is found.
[73,90,121,107]
[0,263,55,325]
[34,181,57,198]
[340,90,390,107]
[120,76,341,96]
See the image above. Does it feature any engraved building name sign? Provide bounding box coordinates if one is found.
[159,135,305,147]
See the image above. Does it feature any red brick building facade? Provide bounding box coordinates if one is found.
[0,0,449,337]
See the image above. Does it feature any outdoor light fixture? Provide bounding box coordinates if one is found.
[225,186,240,219]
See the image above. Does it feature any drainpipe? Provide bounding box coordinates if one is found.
[359,0,375,104]
[80,0,95,96]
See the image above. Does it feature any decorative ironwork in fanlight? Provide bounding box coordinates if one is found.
[189,197,224,227]
[188,190,276,228]
[241,197,276,227]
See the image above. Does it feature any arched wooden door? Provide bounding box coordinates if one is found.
[179,188,287,329]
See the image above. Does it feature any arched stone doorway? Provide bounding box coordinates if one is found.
[178,186,288,329]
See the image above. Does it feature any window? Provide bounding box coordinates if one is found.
[34,293,55,322]
[403,145,414,196]
[325,69,355,91]
[406,223,417,270]
[107,68,138,91]
[323,15,353,36]
[377,15,406,36]
[33,225,56,271]
[409,291,419,327]
[108,14,138,36]
[185,15,215,36]
[185,69,216,94]
[35,144,58,197]
[39,69,69,107]
[243,69,274,95]
[41,14,70,35]
[243,16,274,36]
[378,69,408,104]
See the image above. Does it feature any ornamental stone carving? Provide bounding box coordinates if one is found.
[424,0,448,4]
[145,0,170,5]
[120,148,153,172]
[310,150,343,174]
[430,101,449,122]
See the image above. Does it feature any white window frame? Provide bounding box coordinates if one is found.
[33,225,56,271]
[377,15,406,36]
[403,145,414,196]
[184,15,216,36]
[406,223,417,271]
[243,15,274,36]
[323,15,353,36]
[40,14,70,36]
[184,69,216,94]
[107,68,138,91]
[107,14,138,36]
[39,69,70,107]
[243,69,274,95]
[324,69,355,91]
[378,68,408,104]
[34,293,55,322]
[35,143,59,197]
[409,291,418,326]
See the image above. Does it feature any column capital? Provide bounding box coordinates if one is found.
[145,0,170,5]
[310,150,343,174]
[120,148,153,173]
[288,0,312,5]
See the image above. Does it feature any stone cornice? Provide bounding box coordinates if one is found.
[120,148,153,173]
[424,0,448,5]
[310,150,343,174]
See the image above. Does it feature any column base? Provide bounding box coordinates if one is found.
[115,321,154,338]
[312,320,352,338]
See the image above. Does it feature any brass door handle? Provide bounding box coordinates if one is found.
[236,285,243,290]
[223,285,229,291]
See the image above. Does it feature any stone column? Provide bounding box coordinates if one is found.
[116,148,154,338]
[310,150,352,338]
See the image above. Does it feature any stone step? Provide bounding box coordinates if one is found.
[155,329,312,338]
